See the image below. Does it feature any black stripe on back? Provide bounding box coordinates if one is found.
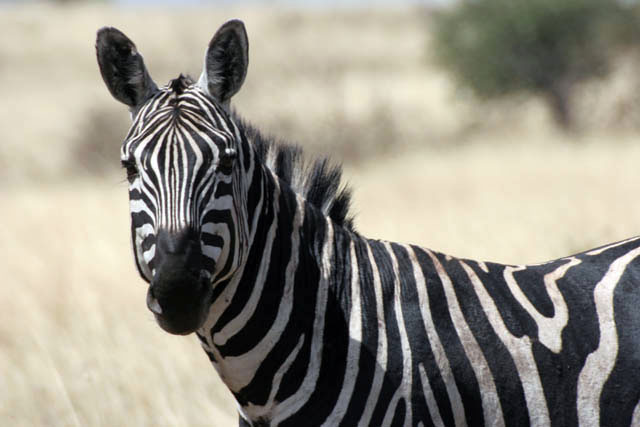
[339,237,379,426]
[367,240,405,426]
[599,256,640,425]
[452,260,529,427]
[412,248,484,426]
[393,244,453,427]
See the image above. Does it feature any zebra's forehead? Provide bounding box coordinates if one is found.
[121,78,234,162]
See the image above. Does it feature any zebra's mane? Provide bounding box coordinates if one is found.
[233,116,355,231]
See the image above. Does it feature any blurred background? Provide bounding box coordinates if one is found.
[3,0,640,425]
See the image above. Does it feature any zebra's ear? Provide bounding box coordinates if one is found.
[197,19,249,108]
[96,27,157,111]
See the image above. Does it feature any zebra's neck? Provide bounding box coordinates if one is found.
[197,152,355,419]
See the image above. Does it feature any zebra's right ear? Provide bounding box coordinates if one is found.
[96,27,157,111]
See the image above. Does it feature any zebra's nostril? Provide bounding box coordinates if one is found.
[146,288,163,315]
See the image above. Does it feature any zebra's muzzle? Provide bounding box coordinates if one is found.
[147,273,212,335]
[147,229,213,335]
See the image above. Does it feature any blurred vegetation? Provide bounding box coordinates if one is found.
[432,0,640,130]
[4,5,640,186]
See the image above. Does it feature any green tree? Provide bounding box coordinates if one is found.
[432,0,638,130]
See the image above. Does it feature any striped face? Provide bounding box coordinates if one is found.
[122,82,231,277]
[121,80,246,334]
[97,21,250,334]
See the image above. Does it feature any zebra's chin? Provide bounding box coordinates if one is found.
[146,280,212,335]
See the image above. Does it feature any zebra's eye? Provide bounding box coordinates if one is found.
[121,159,139,182]
[217,148,236,173]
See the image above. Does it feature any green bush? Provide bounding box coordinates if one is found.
[432,0,638,130]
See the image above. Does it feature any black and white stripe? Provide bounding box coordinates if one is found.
[122,79,248,285]
[97,20,640,427]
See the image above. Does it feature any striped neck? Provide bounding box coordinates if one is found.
[196,146,355,417]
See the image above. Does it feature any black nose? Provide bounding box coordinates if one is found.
[147,228,210,335]
[152,228,201,289]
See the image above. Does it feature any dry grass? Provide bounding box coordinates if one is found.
[3,3,640,426]
[350,133,640,264]
[0,181,237,426]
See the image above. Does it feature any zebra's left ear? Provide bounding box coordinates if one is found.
[197,19,249,108]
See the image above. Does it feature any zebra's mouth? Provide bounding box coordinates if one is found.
[146,274,212,335]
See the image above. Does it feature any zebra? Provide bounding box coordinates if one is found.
[96,20,640,427]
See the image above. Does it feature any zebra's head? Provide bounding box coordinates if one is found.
[96,20,250,335]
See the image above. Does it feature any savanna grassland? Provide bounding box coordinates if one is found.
[3,3,640,426]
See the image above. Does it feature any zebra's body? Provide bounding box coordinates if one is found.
[96,20,640,427]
